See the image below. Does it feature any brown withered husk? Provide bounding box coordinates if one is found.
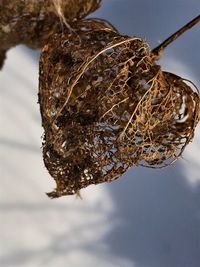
[0,0,101,68]
[39,19,200,198]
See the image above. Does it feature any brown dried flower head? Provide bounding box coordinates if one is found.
[39,19,200,198]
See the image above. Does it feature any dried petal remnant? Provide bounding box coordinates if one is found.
[39,19,200,198]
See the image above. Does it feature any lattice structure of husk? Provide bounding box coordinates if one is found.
[39,19,200,198]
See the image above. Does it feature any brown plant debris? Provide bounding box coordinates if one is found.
[39,19,200,198]
[0,0,101,68]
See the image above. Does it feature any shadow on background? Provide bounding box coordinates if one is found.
[104,164,200,267]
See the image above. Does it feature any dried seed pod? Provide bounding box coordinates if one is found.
[39,19,200,198]
[0,0,101,68]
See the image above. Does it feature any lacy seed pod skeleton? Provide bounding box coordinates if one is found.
[0,1,199,198]
[39,19,200,198]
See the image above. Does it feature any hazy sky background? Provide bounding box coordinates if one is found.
[1,1,200,267]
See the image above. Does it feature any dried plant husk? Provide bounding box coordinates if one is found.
[0,0,101,68]
[39,19,200,198]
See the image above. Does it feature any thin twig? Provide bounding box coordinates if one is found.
[152,14,200,59]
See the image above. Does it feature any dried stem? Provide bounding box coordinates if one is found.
[152,14,200,59]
